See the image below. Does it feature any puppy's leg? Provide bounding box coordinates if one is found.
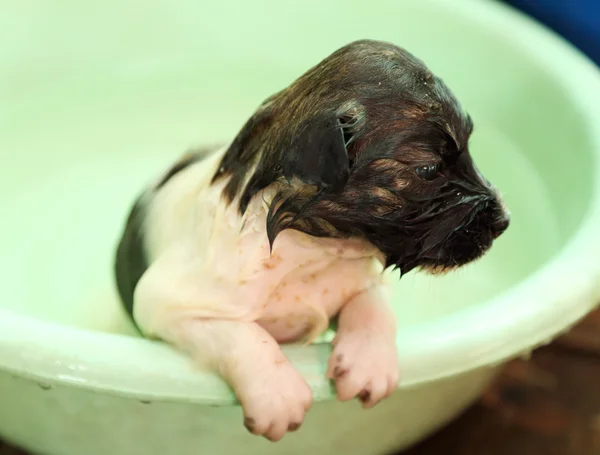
[134,258,312,442]
[326,285,399,408]
[168,319,312,441]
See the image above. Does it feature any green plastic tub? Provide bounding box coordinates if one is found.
[1,0,599,454]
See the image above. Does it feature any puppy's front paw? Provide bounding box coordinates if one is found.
[234,357,313,442]
[327,331,399,408]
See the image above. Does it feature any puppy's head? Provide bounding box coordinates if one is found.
[214,39,510,275]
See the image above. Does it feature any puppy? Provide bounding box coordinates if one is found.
[115,39,509,442]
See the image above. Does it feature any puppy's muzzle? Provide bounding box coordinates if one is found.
[483,189,510,239]
[491,214,510,238]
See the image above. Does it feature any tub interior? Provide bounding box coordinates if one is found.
[0,0,594,336]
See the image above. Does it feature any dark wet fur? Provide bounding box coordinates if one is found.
[155,151,210,190]
[212,39,509,275]
[115,196,148,318]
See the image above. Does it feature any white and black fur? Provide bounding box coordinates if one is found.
[115,39,510,320]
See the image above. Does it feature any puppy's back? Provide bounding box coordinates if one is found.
[114,146,221,318]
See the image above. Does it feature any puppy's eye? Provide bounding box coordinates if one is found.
[415,164,441,181]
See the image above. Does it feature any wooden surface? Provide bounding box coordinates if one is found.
[2,308,600,455]
[402,307,600,455]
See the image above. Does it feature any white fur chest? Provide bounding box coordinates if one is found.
[134,148,386,343]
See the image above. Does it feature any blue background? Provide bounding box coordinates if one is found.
[503,0,600,65]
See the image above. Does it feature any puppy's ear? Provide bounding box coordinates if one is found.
[216,97,363,213]
[215,99,278,207]
[282,109,361,193]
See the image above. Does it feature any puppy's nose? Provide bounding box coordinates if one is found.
[491,214,510,238]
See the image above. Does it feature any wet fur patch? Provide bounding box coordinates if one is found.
[155,145,220,190]
[115,195,149,319]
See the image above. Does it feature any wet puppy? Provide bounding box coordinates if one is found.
[115,39,509,442]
